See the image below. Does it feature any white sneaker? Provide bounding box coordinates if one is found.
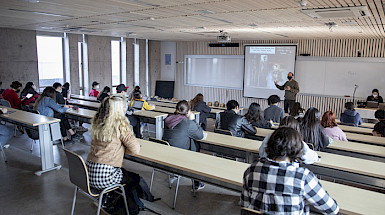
[3,144,10,149]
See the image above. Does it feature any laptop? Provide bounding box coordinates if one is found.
[367,101,379,108]
[132,100,144,112]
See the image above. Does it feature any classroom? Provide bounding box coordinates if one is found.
[1,0,385,215]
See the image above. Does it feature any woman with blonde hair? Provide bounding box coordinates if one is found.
[86,95,141,213]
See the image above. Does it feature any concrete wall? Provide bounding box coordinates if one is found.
[126,38,135,89]
[160,41,176,81]
[68,34,80,94]
[0,28,38,91]
[149,41,161,96]
[87,35,112,92]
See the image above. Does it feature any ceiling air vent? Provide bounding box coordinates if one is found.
[301,6,371,19]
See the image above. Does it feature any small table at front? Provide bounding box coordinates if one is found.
[355,107,378,120]
[0,106,61,176]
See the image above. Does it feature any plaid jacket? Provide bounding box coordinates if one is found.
[86,161,123,190]
[241,158,339,215]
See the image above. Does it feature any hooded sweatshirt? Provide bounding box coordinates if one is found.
[164,114,186,129]
[1,89,22,109]
[340,109,363,127]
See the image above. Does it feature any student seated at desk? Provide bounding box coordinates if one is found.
[242,127,339,214]
[20,82,39,106]
[89,81,100,97]
[259,116,319,164]
[216,100,256,137]
[116,84,141,138]
[190,93,211,130]
[373,110,385,137]
[0,107,14,149]
[289,102,305,118]
[367,89,383,104]
[244,103,272,129]
[301,108,332,151]
[264,95,285,123]
[340,102,363,127]
[1,81,23,109]
[321,111,347,141]
[34,87,76,142]
[128,86,140,101]
[163,100,206,190]
[62,82,71,101]
[97,86,110,102]
[129,90,154,110]
[53,82,66,105]
[86,95,141,213]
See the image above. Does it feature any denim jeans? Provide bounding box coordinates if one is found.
[0,123,14,147]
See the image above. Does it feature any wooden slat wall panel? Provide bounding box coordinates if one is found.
[174,38,384,116]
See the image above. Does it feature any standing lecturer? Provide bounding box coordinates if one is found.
[274,72,299,113]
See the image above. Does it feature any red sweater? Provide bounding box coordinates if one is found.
[89,89,99,97]
[1,89,22,109]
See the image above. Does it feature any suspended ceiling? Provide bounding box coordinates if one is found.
[0,0,384,41]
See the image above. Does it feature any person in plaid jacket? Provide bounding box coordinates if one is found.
[241,127,339,215]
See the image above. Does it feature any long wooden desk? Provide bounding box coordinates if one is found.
[68,99,100,110]
[125,140,385,215]
[338,124,373,135]
[149,101,224,119]
[66,108,168,139]
[0,106,61,175]
[70,94,98,102]
[152,106,200,124]
[345,132,385,146]
[198,132,385,191]
[255,128,385,162]
[336,119,375,129]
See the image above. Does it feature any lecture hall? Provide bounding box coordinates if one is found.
[1,0,385,215]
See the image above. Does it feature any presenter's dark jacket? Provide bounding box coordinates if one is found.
[367,95,383,103]
[192,101,211,127]
[215,110,257,137]
[276,80,299,101]
[163,115,204,152]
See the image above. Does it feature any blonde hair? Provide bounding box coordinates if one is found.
[91,95,131,142]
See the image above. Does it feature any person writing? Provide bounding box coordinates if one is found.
[274,72,299,113]
[367,89,383,104]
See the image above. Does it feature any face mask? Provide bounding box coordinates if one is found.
[32,85,36,90]
[373,94,378,97]
[96,85,100,89]
[287,76,292,80]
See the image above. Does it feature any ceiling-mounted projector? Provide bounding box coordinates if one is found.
[217,30,231,42]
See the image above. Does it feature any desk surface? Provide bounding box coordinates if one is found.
[149,101,223,114]
[69,99,100,109]
[345,132,385,146]
[70,94,97,101]
[0,106,60,126]
[134,139,385,215]
[66,108,95,119]
[335,119,375,129]
[338,124,373,135]
[152,106,199,115]
[203,131,385,180]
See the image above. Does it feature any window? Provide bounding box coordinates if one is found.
[111,40,121,93]
[36,36,64,89]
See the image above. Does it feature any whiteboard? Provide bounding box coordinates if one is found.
[295,56,385,98]
[184,55,244,89]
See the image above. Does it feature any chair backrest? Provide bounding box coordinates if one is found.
[241,208,264,215]
[63,149,96,196]
[0,99,11,107]
[214,129,233,136]
[149,137,170,146]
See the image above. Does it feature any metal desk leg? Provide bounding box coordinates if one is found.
[35,124,61,176]
[245,152,254,164]
[155,117,164,140]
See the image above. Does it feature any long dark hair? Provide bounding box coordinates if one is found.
[175,100,190,116]
[34,87,56,111]
[266,127,304,162]
[290,102,304,117]
[20,82,36,96]
[98,86,110,98]
[300,107,323,149]
[245,103,264,124]
[190,93,204,110]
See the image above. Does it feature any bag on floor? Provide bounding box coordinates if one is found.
[137,176,160,202]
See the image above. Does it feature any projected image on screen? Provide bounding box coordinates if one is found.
[244,45,296,99]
